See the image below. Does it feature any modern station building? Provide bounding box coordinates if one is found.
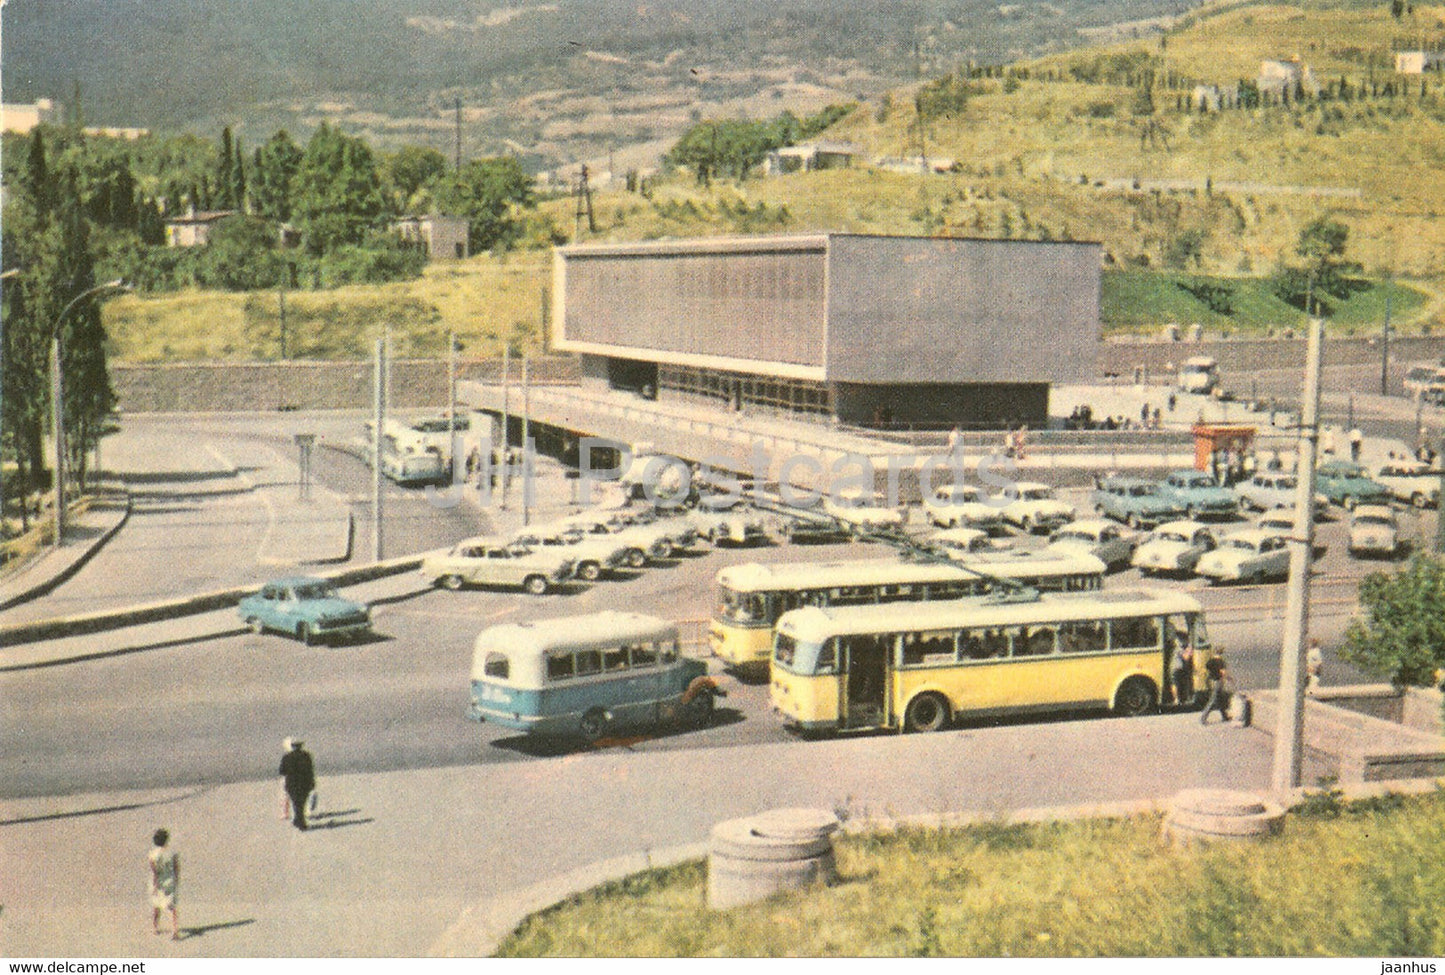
[551,233,1100,428]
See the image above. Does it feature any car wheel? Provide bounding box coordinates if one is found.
[579,708,608,742]
[625,548,646,569]
[1113,677,1157,717]
[297,623,314,646]
[439,574,464,591]
[1412,492,1428,509]
[577,561,602,582]
[1021,516,1034,534]
[904,692,950,733]
[1187,506,1200,521]
[651,540,674,559]
[523,574,549,596]
[688,692,715,729]
[1343,495,1357,511]
[246,617,264,635]
[1126,512,1139,529]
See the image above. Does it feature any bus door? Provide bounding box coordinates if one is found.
[840,634,890,729]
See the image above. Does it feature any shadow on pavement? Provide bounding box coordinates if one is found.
[488,707,745,758]
[179,918,256,940]
[0,787,210,827]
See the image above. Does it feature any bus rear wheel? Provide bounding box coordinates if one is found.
[904,693,950,733]
[1114,677,1158,717]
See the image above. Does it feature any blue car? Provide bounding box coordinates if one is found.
[239,576,371,645]
[1156,470,1239,520]
[1315,460,1392,511]
[1091,476,1185,529]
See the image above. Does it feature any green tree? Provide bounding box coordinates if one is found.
[217,127,236,209]
[251,130,303,222]
[1341,555,1445,686]
[1271,216,1358,313]
[194,215,290,291]
[292,123,386,253]
[432,156,534,253]
[382,145,448,213]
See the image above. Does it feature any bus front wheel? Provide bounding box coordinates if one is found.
[904,693,950,733]
[579,709,608,742]
[1114,677,1158,717]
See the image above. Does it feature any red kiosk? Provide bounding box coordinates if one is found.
[1192,423,1257,479]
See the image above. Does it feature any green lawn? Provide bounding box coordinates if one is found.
[498,789,1445,957]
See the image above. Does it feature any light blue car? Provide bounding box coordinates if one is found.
[238,576,371,645]
[1156,470,1239,521]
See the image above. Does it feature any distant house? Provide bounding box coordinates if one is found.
[1259,57,1317,96]
[2,99,55,134]
[764,141,860,176]
[393,214,470,260]
[164,207,237,247]
[1395,51,1445,74]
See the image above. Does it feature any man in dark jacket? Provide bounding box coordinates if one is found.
[278,738,316,831]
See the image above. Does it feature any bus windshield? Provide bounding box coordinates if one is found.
[718,587,771,625]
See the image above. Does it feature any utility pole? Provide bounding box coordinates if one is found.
[521,355,531,527]
[1273,317,1325,796]
[500,345,511,510]
[372,336,386,561]
[454,98,463,173]
[1380,277,1392,396]
[447,330,458,471]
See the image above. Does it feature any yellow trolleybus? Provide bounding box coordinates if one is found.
[770,588,1208,734]
[709,549,1107,671]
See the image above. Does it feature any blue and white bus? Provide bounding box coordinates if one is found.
[468,611,721,741]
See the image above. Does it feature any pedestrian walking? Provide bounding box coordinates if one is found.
[278,738,316,831]
[1306,638,1324,695]
[946,425,961,459]
[1171,630,1195,708]
[1199,654,1233,724]
[1348,427,1363,462]
[148,828,180,940]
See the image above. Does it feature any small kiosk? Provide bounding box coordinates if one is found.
[1193,423,1257,482]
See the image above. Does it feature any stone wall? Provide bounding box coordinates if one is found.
[112,357,580,414]
[1100,335,1445,379]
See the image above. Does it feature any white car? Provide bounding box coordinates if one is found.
[823,489,906,532]
[1047,518,1137,571]
[1131,520,1217,576]
[558,509,693,563]
[997,481,1076,534]
[1348,505,1400,558]
[1195,528,1290,584]
[510,524,633,582]
[1402,363,1444,399]
[1235,472,1328,519]
[1370,461,1441,509]
[927,526,1009,559]
[922,484,1004,530]
[420,537,575,594]
[687,499,772,546]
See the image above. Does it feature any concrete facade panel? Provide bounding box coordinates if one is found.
[824,236,1100,385]
[557,241,827,370]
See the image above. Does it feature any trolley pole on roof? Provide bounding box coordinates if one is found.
[1272,317,1325,796]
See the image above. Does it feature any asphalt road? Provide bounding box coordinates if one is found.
[3,405,1434,802]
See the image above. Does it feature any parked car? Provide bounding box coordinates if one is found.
[927,526,1008,559]
[1255,510,1330,559]
[997,481,1076,533]
[510,524,632,582]
[1047,518,1137,571]
[777,513,854,544]
[1402,363,1444,399]
[1155,469,1239,521]
[421,538,574,594]
[1178,356,1219,394]
[686,497,771,546]
[1130,520,1217,576]
[1369,461,1441,509]
[1091,476,1184,529]
[558,508,695,562]
[238,576,371,645]
[1195,529,1290,584]
[922,483,1005,530]
[823,488,906,533]
[1347,505,1401,558]
[1235,472,1328,518]
[1315,460,1392,510]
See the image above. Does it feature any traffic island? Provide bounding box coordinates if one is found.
[707,807,839,910]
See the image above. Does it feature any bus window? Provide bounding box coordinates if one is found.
[661,640,678,663]
[981,628,1013,659]
[604,647,629,671]
[630,643,658,667]
[1111,617,1161,650]
[1018,625,1057,657]
[901,629,955,666]
[576,649,602,676]
[483,652,510,679]
[1059,621,1108,654]
[546,651,575,681]
[815,638,837,674]
[774,634,798,668]
[718,590,769,623]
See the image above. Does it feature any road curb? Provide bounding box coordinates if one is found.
[434,774,1445,956]
[0,555,423,650]
[0,488,132,612]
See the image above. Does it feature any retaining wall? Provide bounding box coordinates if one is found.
[1099,335,1445,379]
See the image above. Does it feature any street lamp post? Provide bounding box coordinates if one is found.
[50,280,130,549]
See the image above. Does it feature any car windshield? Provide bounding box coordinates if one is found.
[1224,539,1258,551]
[1356,514,1394,526]
[1054,531,1090,543]
[1157,531,1189,544]
[292,583,337,600]
[1128,485,1155,496]
[1021,488,1052,501]
[1182,476,1213,488]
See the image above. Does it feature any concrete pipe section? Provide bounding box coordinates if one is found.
[708,807,841,910]
[1164,788,1286,845]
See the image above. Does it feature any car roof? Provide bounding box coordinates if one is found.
[1011,481,1054,492]
[1219,528,1279,545]
[1101,475,1152,487]
[932,527,988,541]
[1153,520,1211,533]
[1351,504,1396,518]
[1055,518,1114,533]
[266,575,330,587]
